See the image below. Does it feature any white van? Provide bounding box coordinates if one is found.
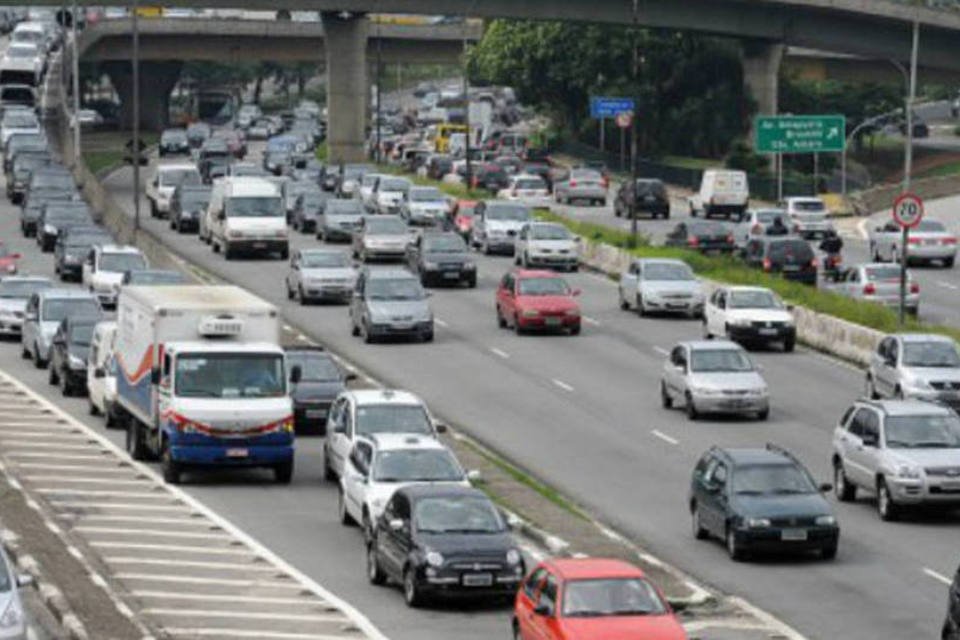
[87,320,119,427]
[205,177,288,260]
[690,169,749,220]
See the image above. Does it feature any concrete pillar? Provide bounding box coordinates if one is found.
[323,12,369,163]
[741,41,784,118]
[104,61,182,131]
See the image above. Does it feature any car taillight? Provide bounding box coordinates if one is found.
[910,282,920,294]
[762,257,772,271]
[908,237,922,245]
[688,237,700,247]
[726,234,735,244]
[751,224,762,234]
[943,237,957,245]
[863,283,876,295]
[810,258,818,268]
[569,180,578,187]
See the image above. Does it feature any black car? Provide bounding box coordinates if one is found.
[21,190,77,238]
[158,128,190,157]
[285,347,353,434]
[426,155,453,181]
[48,315,99,397]
[38,203,94,252]
[122,269,190,286]
[689,444,838,561]
[263,150,292,177]
[4,133,47,174]
[55,228,110,281]
[320,164,342,192]
[170,184,211,233]
[944,563,960,640]
[664,221,735,253]
[471,163,510,192]
[367,485,524,607]
[292,191,327,234]
[614,178,670,219]
[743,236,818,285]
[406,231,476,288]
[7,150,51,204]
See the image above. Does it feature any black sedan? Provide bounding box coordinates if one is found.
[170,184,211,234]
[743,236,818,285]
[614,178,670,219]
[49,316,99,397]
[664,221,735,253]
[406,231,476,288]
[285,346,354,434]
[367,485,525,607]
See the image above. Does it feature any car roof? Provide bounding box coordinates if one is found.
[860,398,954,416]
[513,268,563,279]
[364,267,416,280]
[721,285,774,295]
[98,245,141,255]
[345,389,425,407]
[636,258,688,267]
[714,447,796,466]
[896,333,955,344]
[1,275,50,284]
[157,163,197,172]
[545,558,645,581]
[38,288,96,300]
[364,433,447,453]
[682,339,742,351]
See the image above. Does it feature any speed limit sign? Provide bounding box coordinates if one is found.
[892,192,924,229]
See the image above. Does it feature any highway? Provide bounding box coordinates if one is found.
[72,144,960,639]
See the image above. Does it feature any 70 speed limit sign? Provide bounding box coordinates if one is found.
[892,192,924,229]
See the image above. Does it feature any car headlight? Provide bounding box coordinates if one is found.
[692,387,722,396]
[521,309,540,318]
[68,354,84,369]
[44,224,56,234]
[729,317,752,327]
[228,230,243,239]
[0,601,22,629]
[815,515,836,526]
[905,378,931,391]
[425,551,444,567]
[745,517,771,529]
[506,549,522,566]
[423,261,439,270]
[564,308,580,317]
[896,465,922,479]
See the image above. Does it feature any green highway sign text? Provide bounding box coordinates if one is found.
[755,115,846,154]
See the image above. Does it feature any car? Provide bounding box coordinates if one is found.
[49,315,99,397]
[358,172,386,210]
[37,201,93,252]
[614,178,670,219]
[469,163,510,193]
[742,236,818,286]
[494,155,525,177]
[703,286,797,351]
[0,243,20,275]
[82,245,148,308]
[340,433,474,535]
[21,189,77,238]
[660,340,769,420]
[865,334,960,411]
[689,169,749,220]
[169,183,211,234]
[496,173,550,206]
[87,320,119,426]
[285,346,354,434]
[158,128,190,156]
[618,258,705,317]
[285,248,357,304]
[553,168,607,206]
[400,186,450,227]
[7,149,51,204]
[247,118,273,140]
[406,231,476,287]
[663,221,735,253]
[495,269,581,335]
[323,388,446,481]
[690,444,838,560]
[318,198,365,242]
[146,163,202,219]
[831,399,960,520]
[291,190,327,234]
[352,215,410,263]
[4,132,47,174]
[0,541,30,640]
[944,563,960,640]
[732,208,789,252]
[340,164,372,197]
[513,222,579,272]
[349,267,434,343]
[228,162,270,179]
[0,42,44,86]
[54,226,111,282]
[21,289,101,369]
[0,276,51,338]
[470,201,532,256]
[321,164,342,192]
[186,121,211,148]
[0,109,40,149]
[371,176,412,215]
[282,179,322,222]
[0,84,37,114]
[513,558,685,640]
[869,219,957,268]
[781,196,834,239]
[368,485,522,607]
[828,262,919,315]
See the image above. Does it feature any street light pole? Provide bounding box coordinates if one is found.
[375,13,382,164]
[899,15,920,325]
[463,9,473,186]
[71,0,80,167]
[132,0,141,233]
[629,0,639,240]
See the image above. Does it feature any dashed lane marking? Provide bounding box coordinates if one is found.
[552,379,575,392]
[489,347,510,359]
[107,558,276,572]
[164,630,351,640]
[582,316,601,326]
[653,346,670,356]
[143,609,347,623]
[132,591,319,605]
[937,280,959,291]
[651,430,680,446]
[923,567,952,586]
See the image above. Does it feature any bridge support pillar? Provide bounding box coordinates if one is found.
[324,12,369,164]
[105,61,182,131]
[742,41,783,117]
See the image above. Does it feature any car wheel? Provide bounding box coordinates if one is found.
[362,320,374,344]
[497,306,507,328]
[691,503,708,539]
[126,420,147,461]
[367,544,386,585]
[362,512,373,546]
[323,448,337,482]
[618,289,630,311]
[877,478,900,521]
[944,257,955,268]
[48,362,59,385]
[685,393,699,420]
[89,399,100,416]
[286,282,295,300]
[403,568,424,608]
[59,370,71,397]
[660,382,673,409]
[756,408,769,421]
[726,526,746,561]
[865,375,879,400]
[569,324,581,336]
[834,461,857,502]
[274,461,294,484]
[338,487,355,525]
[702,320,712,339]
[513,315,523,335]
[161,443,181,484]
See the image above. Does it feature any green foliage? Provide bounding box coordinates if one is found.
[315,143,328,162]
[724,139,769,174]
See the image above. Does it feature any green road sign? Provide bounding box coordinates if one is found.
[754,115,846,154]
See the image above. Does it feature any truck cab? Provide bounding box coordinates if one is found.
[205,177,289,260]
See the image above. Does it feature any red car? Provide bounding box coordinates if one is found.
[0,244,21,275]
[513,558,687,640]
[452,199,477,240]
[496,269,581,335]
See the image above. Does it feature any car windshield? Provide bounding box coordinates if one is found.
[301,252,349,268]
[162,131,187,143]
[373,449,463,482]
[366,277,424,301]
[689,222,727,236]
[42,298,100,322]
[365,218,407,234]
[424,235,465,253]
[732,464,817,495]
[864,266,902,281]
[518,277,569,296]
[792,200,825,212]
[728,290,782,310]
[643,262,694,281]
[515,178,546,190]
[0,279,50,299]
[768,241,814,262]
[226,197,283,218]
[160,169,199,187]
[410,188,444,202]
[413,496,504,534]
[32,172,73,190]
[485,204,529,221]
[355,404,433,435]
[286,353,340,382]
[100,253,146,273]
[902,341,960,367]
[301,193,324,209]
[69,324,95,347]
[530,225,571,240]
[916,220,947,233]
[181,190,211,209]
[327,201,363,215]
[885,414,960,449]
[562,578,668,618]
[379,178,409,192]
[362,175,380,187]
[175,353,285,398]
[755,210,786,224]
[690,348,753,373]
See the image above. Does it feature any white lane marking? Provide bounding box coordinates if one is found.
[115,574,299,588]
[17,463,130,473]
[143,609,345,623]
[651,430,679,446]
[490,347,510,359]
[582,316,601,326]
[0,441,101,451]
[61,515,212,527]
[857,218,870,240]
[552,379,575,392]
[653,346,669,356]
[77,527,230,541]
[164,630,348,640]
[937,280,959,291]
[107,558,275,572]
[434,318,449,328]
[25,476,149,486]
[92,542,250,556]
[923,567,953,586]
[7,452,107,461]
[34,489,168,499]
[132,591,316,605]
[48,501,189,512]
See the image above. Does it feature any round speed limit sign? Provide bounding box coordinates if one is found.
[892,192,924,229]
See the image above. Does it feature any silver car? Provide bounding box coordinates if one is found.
[400,186,449,226]
[869,219,957,268]
[352,215,411,262]
[832,399,960,520]
[618,258,705,317]
[470,201,532,255]
[318,198,365,242]
[553,168,607,206]
[21,289,101,368]
[0,542,30,640]
[866,334,960,412]
[349,267,434,343]
[0,276,51,337]
[783,196,833,239]
[732,208,788,252]
[828,263,919,316]
[660,340,770,420]
[285,248,357,304]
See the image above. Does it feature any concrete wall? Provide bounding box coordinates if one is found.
[853,174,960,217]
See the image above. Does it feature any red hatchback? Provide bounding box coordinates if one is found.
[0,244,21,275]
[496,269,581,335]
[513,558,686,640]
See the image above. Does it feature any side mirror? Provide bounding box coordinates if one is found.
[289,365,302,385]
[94,367,105,379]
[533,604,553,617]
[15,574,33,588]
[389,518,404,531]
[434,422,448,434]
[466,469,482,483]
[150,368,161,385]
[819,483,833,493]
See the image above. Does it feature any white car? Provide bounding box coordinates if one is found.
[0,110,40,149]
[372,176,412,215]
[0,42,44,86]
[732,208,789,252]
[323,389,446,483]
[618,258,705,317]
[470,201,532,255]
[497,173,551,206]
[358,173,386,210]
[783,196,833,239]
[147,163,201,219]
[82,245,148,308]
[339,432,474,538]
[87,320,119,427]
[514,221,579,271]
[285,247,357,304]
[703,286,797,352]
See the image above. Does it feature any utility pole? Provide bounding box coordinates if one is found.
[629,0,639,240]
[463,9,473,184]
[132,0,141,233]
[900,14,920,326]
[375,13,382,164]
[71,0,80,166]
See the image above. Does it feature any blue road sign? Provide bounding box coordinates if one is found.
[590,97,636,119]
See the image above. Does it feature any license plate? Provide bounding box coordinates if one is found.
[667,303,688,309]
[462,573,493,587]
[781,528,808,541]
[545,317,562,326]
[226,448,249,458]
[758,328,778,336]
[443,271,461,279]
[305,409,327,419]
[253,242,267,249]
[783,265,800,272]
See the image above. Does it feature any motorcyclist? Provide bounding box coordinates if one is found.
[766,216,790,236]
[819,232,844,278]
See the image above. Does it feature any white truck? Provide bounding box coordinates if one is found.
[115,285,295,484]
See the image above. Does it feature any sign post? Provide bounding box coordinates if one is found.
[892,192,924,325]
